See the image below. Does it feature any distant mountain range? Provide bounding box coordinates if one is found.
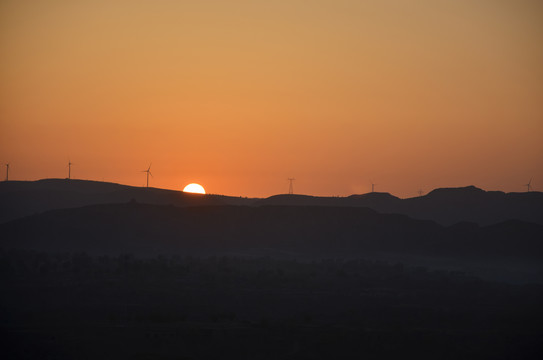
[256,186,543,226]
[1,179,542,226]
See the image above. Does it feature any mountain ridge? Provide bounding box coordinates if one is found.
[1,179,542,226]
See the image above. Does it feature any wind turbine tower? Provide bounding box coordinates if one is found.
[68,160,72,180]
[418,189,423,197]
[371,182,376,193]
[525,178,533,192]
[143,164,153,188]
[288,178,295,195]
[4,163,9,181]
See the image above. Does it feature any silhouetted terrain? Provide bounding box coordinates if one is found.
[2,203,542,283]
[2,202,543,258]
[257,186,543,226]
[2,179,543,358]
[2,180,541,226]
[0,179,257,223]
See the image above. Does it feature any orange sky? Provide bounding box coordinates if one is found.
[1,0,542,197]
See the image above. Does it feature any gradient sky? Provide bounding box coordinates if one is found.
[1,0,542,197]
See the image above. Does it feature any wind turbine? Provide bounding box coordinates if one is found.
[4,163,9,181]
[370,181,377,193]
[67,160,73,180]
[143,164,153,188]
[525,178,533,192]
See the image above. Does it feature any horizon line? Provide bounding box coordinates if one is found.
[1,177,539,199]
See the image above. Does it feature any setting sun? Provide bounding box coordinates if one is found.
[183,183,206,194]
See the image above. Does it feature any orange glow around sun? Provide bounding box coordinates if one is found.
[183,183,206,194]
[0,1,542,198]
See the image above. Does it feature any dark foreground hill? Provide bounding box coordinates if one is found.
[2,252,542,360]
[2,203,542,276]
[1,202,541,257]
[257,186,543,226]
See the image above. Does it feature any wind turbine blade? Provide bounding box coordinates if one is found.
[149,172,153,177]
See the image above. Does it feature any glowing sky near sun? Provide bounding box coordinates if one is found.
[1,0,542,197]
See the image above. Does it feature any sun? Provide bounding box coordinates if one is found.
[183,183,206,194]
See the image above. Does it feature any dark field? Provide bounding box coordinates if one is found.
[2,250,542,359]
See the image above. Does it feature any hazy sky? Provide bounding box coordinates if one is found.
[1,0,542,197]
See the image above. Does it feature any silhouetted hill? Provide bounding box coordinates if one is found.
[256,192,400,208]
[2,203,542,263]
[402,187,543,226]
[2,180,542,226]
[257,186,543,226]
[347,192,403,211]
[0,179,257,223]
